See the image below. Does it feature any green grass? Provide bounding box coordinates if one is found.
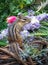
[0,39,7,47]
[0,41,7,47]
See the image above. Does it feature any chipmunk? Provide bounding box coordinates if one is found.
[8,13,31,47]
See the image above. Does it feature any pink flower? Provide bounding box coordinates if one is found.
[6,16,17,24]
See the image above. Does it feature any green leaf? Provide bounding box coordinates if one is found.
[0,41,7,47]
[26,0,31,4]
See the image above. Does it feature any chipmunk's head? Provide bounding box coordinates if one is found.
[17,13,31,24]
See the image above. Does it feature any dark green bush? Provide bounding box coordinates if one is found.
[0,0,47,30]
[0,0,35,30]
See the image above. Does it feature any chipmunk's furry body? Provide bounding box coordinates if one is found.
[8,16,30,47]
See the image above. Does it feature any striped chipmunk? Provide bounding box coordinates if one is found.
[8,13,31,48]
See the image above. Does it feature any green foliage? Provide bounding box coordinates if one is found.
[0,39,7,47]
[0,0,48,30]
[0,0,10,30]
[0,0,35,30]
[0,41,7,47]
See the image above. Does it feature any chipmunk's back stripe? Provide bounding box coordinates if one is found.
[13,23,18,42]
[11,24,15,41]
[8,22,16,42]
[8,25,12,42]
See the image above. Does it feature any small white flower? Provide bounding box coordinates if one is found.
[20,30,30,39]
[1,29,8,37]
[31,16,39,25]
[0,34,3,39]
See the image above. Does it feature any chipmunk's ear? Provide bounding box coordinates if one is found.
[17,13,30,20]
[17,13,24,19]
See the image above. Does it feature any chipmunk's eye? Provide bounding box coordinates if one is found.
[23,18,26,20]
